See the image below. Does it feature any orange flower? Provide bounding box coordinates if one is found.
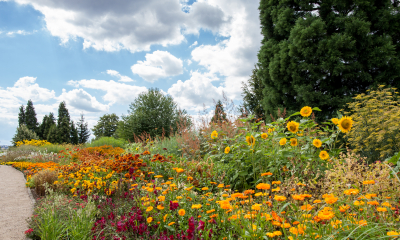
[301,204,313,211]
[261,172,273,176]
[325,197,338,204]
[256,183,270,190]
[344,189,359,195]
[178,209,186,216]
[377,207,387,212]
[274,195,287,201]
[367,201,379,206]
[362,180,375,185]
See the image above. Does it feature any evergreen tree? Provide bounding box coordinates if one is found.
[47,124,58,144]
[77,114,90,144]
[240,66,265,120]
[92,113,120,139]
[70,121,79,145]
[12,124,39,146]
[25,100,38,133]
[258,0,400,120]
[37,115,49,140]
[18,105,26,126]
[56,102,71,143]
[210,100,227,123]
[43,112,56,140]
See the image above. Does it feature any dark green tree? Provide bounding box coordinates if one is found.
[43,113,56,140]
[25,100,38,133]
[258,0,400,120]
[77,114,90,144]
[56,102,71,143]
[92,113,120,139]
[210,100,227,123]
[12,124,39,146]
[70,121,79,145]
[117,88,191,141]
[47,124,58,144]
[18,105,26,126]
[240,66,265,120]
[37,115,49,140]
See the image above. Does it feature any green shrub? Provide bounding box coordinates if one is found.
[85,136,127,149]
[346,86,400,162]
[11,124,39,146]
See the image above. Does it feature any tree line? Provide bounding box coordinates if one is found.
[13,100,90,145]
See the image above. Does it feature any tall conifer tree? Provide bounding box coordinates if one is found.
[18,105,26,126]
[70,121,79,145]
[77,114,90,144]
[25,100,38,133]
[57,101,71,143]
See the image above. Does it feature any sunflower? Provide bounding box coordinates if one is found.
[246,135,256,146]
[224,146,230,154]
[279,138,287,146]
[338,116,353,133]
[211,130,218,139]
[300,106,312,117]
[261,133,268,139]
[287,121,300,133]
[290,138,298,147]
[313,139,322,148]
[319,151,329,160]
[331,118,339,125]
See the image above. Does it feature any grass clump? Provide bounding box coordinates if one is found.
[85,137,127,149]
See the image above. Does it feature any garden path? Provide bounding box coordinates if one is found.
[0,165,34,240]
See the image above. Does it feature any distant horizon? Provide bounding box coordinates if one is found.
[0,0,262,145]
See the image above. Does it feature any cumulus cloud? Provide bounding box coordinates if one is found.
[167,71,224,111]
[14,0,227,52]
[131,50,183,82]
[68,79,147,104]
[106,70,134,82]
[0,76,56,102]
[58,88,110,112]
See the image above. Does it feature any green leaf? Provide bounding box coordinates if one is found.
[312,107,322,111]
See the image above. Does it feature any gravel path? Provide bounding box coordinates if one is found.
[0,165,34,240]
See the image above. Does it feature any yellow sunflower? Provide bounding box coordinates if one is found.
[287,121,300,133]
[290,138,298,147]
[331,118,339,125]
[224,146,230,154]
[313,139,322,148]
[300,106,312,117]
[338,116,353,133]
[319,151,329,160]
[261,133,268,139]
[211,130,218,139]
[246,135,256,146]
[279,138,287,146]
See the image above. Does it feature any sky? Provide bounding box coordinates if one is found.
[0,0,262,145]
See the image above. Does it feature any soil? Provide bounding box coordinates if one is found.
[0,165,34,240]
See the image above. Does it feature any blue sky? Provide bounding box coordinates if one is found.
[0,0,262,145]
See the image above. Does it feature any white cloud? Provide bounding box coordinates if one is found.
[187,59,192,65]
[106,70,134,82]
[58,88,110,112]
[14,0,227,52]
[68,79,147,104]
[189,41,198,48]
[4,30,36,37]
[167,71,224,111]
[0,76,56,102]
[131,50,183,82]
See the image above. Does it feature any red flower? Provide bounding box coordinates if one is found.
[24,229,33,235]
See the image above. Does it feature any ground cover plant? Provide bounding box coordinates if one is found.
[2,106,400,239]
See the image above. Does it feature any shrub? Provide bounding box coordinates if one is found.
[11,124,39,146]
[346,86,400,161]
[85,136,127,149]
[31,169,58,196]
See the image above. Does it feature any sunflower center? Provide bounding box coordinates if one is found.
[341,120,350,129]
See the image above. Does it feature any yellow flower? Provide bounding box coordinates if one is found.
[256,183,270,190]
[146,206,153,212]
[168,222,175,226]
[163,214,168,222]
[158,196,165,201]
[274,195,286,201]
[272,187,280,192]
[331,118,339,125]
[271,181,281,185]
[313,139,322,148]
[279,138,287,146]
[246,135,256,146]
[178,209,186,216]
[300,106,312,117]
[211,130,218,139]
[290,138,298,146]
[154,175,163,178]
[147,217,153,223]
[377,207,387,212]
[202,187,209,191]
[362,180,375,185]
[224,146,230,154]
[261,133,268,139]
[273,231,282,236]
[287,121,300,133]
[157,205,164,210]
[319,151,329,160]
[192,204,202,209]
[175,168,184,173]
[338,116,353,133]
[268,128,275,133]
[344,189,359,195]
[387,231,400,236]
[266,232,275,237]
[325,197,338,204]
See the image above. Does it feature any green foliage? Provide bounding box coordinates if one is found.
[258,0,400,121]
[25,99,39,133]
[346,86,400,161]
[85,137,127,149]
[47,125,58,144]
[210,100,227,123]
[18,105,25,126]
[117,88,191,141]
[77,114,90,144]
[92,113,119,139]
[12,124,39,146]
[38,113,56,141]
[240,65,265,120]
[57,117,70,144]
[70,121,79,145]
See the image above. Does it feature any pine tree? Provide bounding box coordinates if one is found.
[70,121,79,145]
[258,0,400,120]
[240,66,265,120]
[18,105,26,126]
[37,115,49,140]
[211,100,227,123]
[77,114,90,144]
[56,102,71,143]
[25,100,38,133]
[43,113,56,141]
[47,124,58,144]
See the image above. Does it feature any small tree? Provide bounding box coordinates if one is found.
[37,115,49,140]
[12,124,39,146]
[56,102,71,143]
[210,100,227,123]
[25,100,38,133]
[77,114,90,144]
[240,66,265,120]
[47,124,58,144]
[70,121,79,145]
[92,113,120,139]
[18,105,26,126]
